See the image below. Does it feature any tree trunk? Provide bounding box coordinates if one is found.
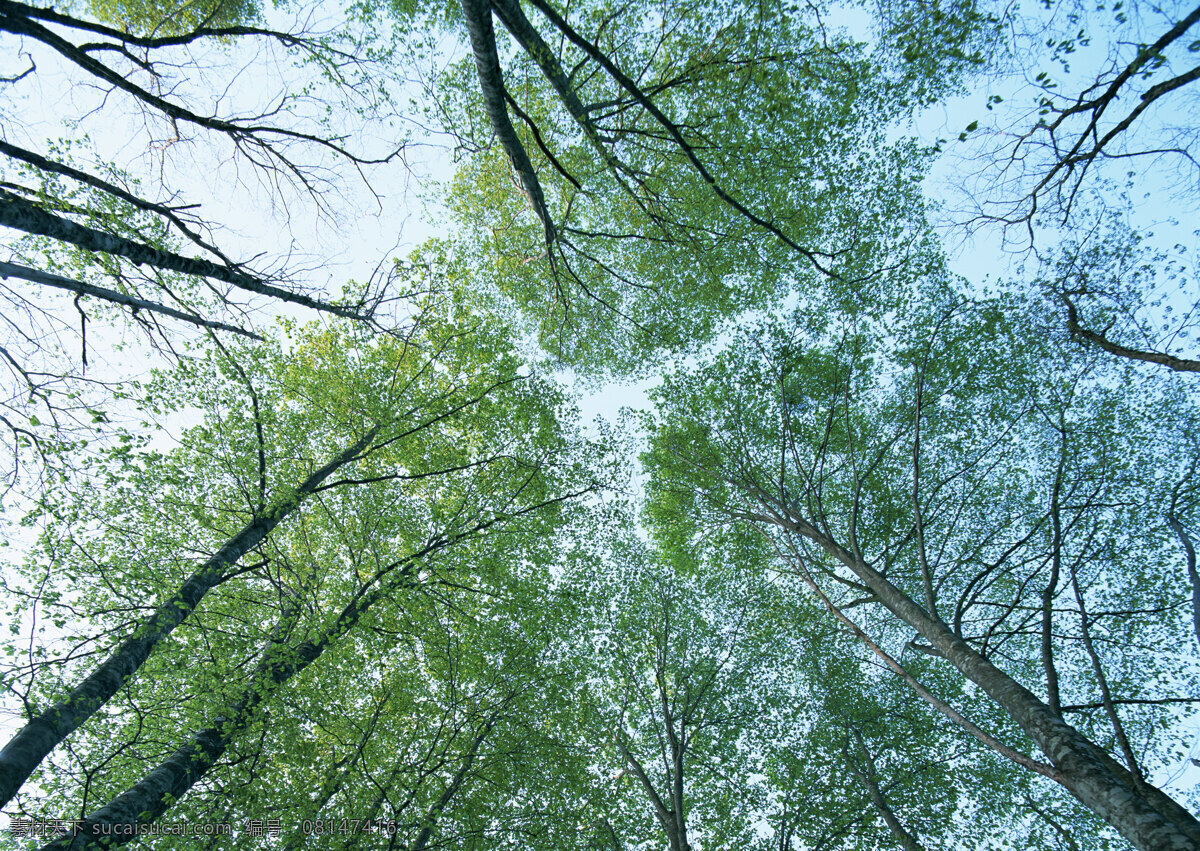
[38,546,430,851]
[765,508,1200,851]
[0,427,379,808]
[810,529,1200,851]
[845,727,923,851]
[459,0,556,251]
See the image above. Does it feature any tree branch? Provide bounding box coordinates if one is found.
[0,260,262,339]
[460,0,557,264]
[1062,293,1200,372]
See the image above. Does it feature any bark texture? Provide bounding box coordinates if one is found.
[795,521,1200,851]
[459,0,557,253]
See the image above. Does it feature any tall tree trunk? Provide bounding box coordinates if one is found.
[845,727,923,851]
[38,545,433,851]
[0,427,379,808]
[768,509,1200,851]
[459,0,556,255]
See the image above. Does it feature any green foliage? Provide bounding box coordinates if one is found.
[431,0,940,372]
[641,275,1200,845]
[873,0,1001,106]
[2,296,595,844]
[86,0,259,35]
[3,0,1200,848]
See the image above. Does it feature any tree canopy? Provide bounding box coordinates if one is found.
[2,0,1199,849]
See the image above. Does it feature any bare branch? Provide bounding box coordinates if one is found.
[0,260,262,339]
[0,190,375,323]
[1062,293,1200,373]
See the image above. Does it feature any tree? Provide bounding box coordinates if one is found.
[1036,214,1200,374]
[420,0,949,367]
[560,529,792,851]
[643,284,1200,849]
[4,0,1200,847]
[0,302,591,844]
[764,605,1126,851]
[766,628,954,850]
[0,0,409,486]
[951,0,1200,237]
[931,0,1200,374]
[0,410,379,810]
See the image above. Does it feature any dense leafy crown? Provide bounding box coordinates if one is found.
[1,0,1199,849]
